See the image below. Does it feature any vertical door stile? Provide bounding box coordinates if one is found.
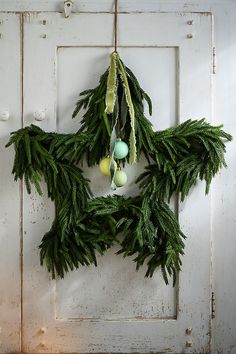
[0,13,22,353]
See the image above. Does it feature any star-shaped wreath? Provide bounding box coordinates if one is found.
[6,51,232,285]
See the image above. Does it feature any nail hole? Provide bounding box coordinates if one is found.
[186,327,192,335]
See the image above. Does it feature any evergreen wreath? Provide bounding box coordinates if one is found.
[6,51,232,285]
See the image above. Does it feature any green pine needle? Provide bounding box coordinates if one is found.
[6,55,232,285]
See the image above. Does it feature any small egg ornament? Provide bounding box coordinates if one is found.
[114,170,127,187]
[114,140,129,160]
[99,157,117,176]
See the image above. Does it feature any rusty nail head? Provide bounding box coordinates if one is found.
[186,327,192,335]
[187,33,193,39]
[186,340,193,347]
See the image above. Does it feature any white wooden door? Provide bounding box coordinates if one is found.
[0,13,21,353]
[22,12,213,353]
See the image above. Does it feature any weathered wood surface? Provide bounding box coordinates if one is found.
[22,11,212,353]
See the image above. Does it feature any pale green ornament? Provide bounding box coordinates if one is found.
[114,170,127,187]
[114,140,129,159]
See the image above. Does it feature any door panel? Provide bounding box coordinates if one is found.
[0,13,21,353]
[23,12,212,353]
[55,46,178,322]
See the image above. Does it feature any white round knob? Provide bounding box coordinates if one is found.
[0,111,10,121]
[34,110,46,121]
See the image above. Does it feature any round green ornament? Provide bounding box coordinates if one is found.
[114,140,129,160]
[114,170,127,187]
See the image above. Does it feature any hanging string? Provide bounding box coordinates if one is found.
[108,0,119,189]
[113,0,119,136]
[114,0,118,52]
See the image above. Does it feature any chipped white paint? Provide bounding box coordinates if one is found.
[0,111,10,121]
[0,12,21,353]
[0,0,233,12]
[22,11,212,353]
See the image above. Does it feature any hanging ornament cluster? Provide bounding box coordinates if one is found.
[99,150,128,187]
[97,50,136,189]
[5,1,232,285]
[99,138,129,187]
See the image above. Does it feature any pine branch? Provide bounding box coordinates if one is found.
[138,119,232,202]
[6,47,232,287]
[87,195,185,285]
[72,56,154,164]
[6,125,92,244]
[39,215,116,279]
